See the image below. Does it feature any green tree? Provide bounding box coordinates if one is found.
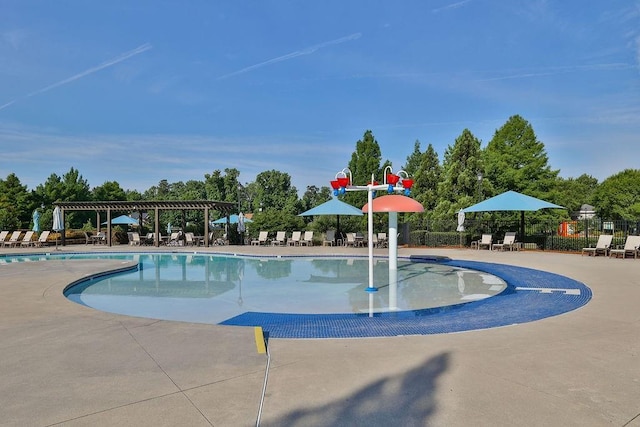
[484,115,558,197]
[204,170,225,202]
[34,168,92,228]
[554,174,599,214]
[402,140,423,177]
[253,170,299,214]
[412,143,442,212]
[0,173,32,229]
[341,130,387,232]
[300,185,332,213]
[92,181,127,201]
[125,189,144,201]
[592,169,640,220]
[433,129,483,220]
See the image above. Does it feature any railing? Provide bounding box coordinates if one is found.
[401,218,640,252]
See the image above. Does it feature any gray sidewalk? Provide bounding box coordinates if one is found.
[1,245,639,426]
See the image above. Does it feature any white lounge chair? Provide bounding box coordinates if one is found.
[300,231,314,246]
[19,231,35,247]
[271,231,286,246]
[251,231,269,246]
[129,232,142,246]
[184,232,195,246]
[2,231,22,247]
[288,231,301,246]
[96,232,107,245]
[0,231,8,244]
[477,234,493,250]
[345,233,357,247]
[581,234,613,257]
[609,235,640,259]
[34,231,50,247]
[377,232,388,248]
[167,232,181,246]
[492,232,517,251]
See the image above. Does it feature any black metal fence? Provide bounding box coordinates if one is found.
[401,218,640,252]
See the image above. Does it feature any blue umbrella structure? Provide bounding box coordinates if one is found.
[102,215,139,226]
[299,198,363,243]
[298,198,363,217]
[212,214,253,225]
[32,209,40,233]
[462,190,564,213]
[462,190,565,240]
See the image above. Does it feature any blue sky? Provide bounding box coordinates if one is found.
[1,1,639,193]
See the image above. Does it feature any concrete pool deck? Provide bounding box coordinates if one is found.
[1,244,639,426]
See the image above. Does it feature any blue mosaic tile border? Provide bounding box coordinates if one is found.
[221,257,592,339]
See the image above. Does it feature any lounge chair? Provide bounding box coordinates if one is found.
[288,231,301,246]
[19,231,35,247]
[184,232,195,246]
[492,232,517,251]
[377,232,388,248]
[271,231,286,246]
[300,231,314,246]
[477,234,493,250]
[143,232,155,245]
[34,231,50,247]
[581,234,613,257]
[609,235,640,259]
[94,232,107,245]
[167,232,181,246]
[129,232,142,246]
[323,230,336,246]
[345,233,357,247]
[251,231,269,246]
[0,231,8,244]
[2,231,22,247]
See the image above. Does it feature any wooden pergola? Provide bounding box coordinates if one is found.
[53,200,235,247]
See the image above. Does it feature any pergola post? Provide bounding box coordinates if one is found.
[204,207,210,246]
[155,207,160,247]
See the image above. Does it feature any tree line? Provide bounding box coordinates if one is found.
[1,114,639,236]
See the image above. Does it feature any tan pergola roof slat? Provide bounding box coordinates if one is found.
[54,200,235,213]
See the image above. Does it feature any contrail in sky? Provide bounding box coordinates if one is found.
[0,43,152,111]
[432,0,473,13]
[217,33,362,80]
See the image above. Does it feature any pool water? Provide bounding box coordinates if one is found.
[62,254,507,325]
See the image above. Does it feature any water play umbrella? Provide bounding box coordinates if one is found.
[32,209,40,233]
[298,197,363,242]
[462,190,565,240]
[102,215,139,226]
[362,194,424,298]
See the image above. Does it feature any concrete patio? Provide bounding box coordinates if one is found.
[0,244,639,426]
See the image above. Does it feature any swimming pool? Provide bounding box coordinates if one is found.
[63,254,507,324]
[1,252,592,338]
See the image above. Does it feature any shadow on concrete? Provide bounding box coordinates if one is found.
[265,352,450,426]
